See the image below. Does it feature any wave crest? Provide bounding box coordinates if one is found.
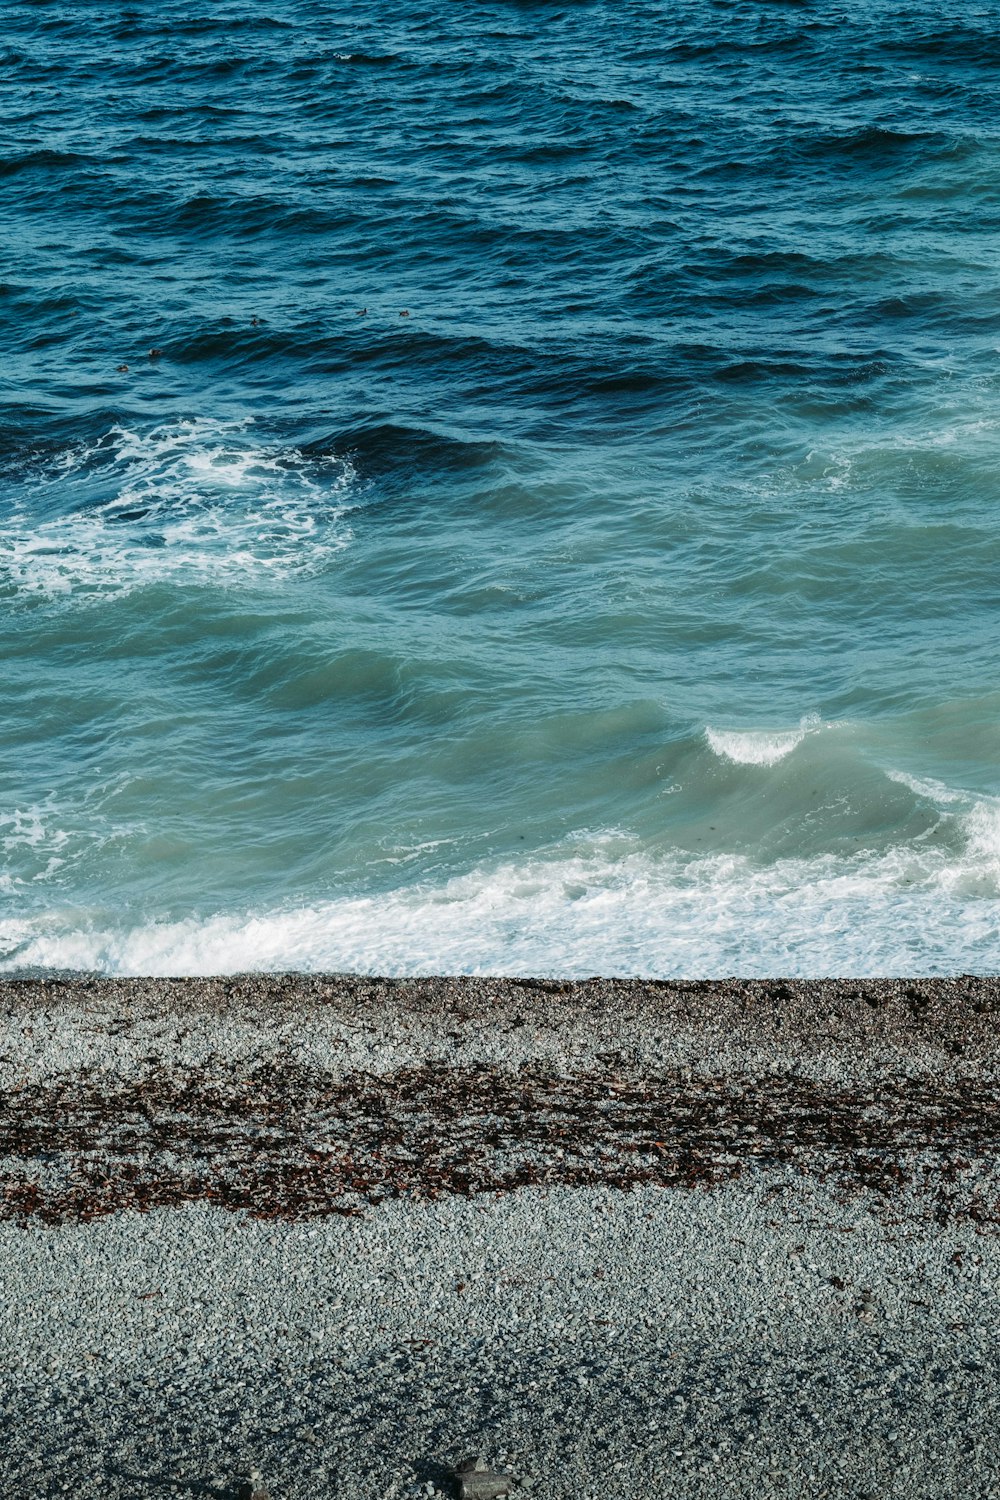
[704,715,820,767]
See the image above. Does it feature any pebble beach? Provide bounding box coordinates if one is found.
[3,975,1000,1498]
[7,3,1000,1495]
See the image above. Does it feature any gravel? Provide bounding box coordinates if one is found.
[1,974,999,1497]
[3,1176,1000,1496]
[1,973,996,1087]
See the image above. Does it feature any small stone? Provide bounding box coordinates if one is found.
[453,1458,513,1500]
[234,1482,270,1500]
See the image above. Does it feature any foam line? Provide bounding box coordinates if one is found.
[5,810,1000,978]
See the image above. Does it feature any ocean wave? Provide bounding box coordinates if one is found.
[6,806,1000,978]
[704,716,820,768]
[0,149,97,178]
[0,418,354,602]
[889,22,998,65]
[788,125,979,171]
[322,421,505,481]
[885,769,969,806]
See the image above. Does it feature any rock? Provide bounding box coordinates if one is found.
[453,1456,514,1499]
[234,1480,270,1500]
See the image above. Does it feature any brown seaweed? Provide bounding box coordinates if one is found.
[1,1061,998,1228]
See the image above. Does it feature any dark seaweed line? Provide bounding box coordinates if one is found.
[2,1063,999,1227]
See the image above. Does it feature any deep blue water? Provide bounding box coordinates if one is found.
[3,0,1000,975]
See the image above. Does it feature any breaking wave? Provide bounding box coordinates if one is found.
[5,797,1000,978]
[704,716,821,768]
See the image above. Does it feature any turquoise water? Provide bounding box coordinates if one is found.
[3,1,1000,974]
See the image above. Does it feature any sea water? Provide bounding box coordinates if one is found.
[3,0,1000,976]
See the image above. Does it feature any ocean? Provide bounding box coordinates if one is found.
[3,0,1000,977]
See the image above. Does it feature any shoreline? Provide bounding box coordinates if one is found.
[3,975,1000,1496]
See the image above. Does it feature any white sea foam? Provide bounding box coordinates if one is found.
[0,800,71,879]
[0,790,133,892]
[704,715,820,767]
[5,804,1000,979]
[0,806,52,853]
[1,418,354,601]
[886,769,969,805]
